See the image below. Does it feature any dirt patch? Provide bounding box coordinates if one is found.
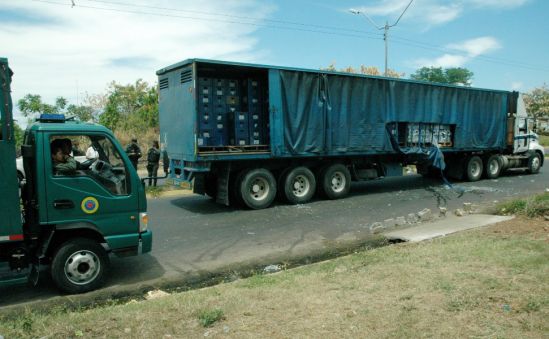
[482,216,549,240]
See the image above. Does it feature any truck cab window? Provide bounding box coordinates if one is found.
[50,135,130,195]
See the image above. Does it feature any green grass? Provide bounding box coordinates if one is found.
[538,134,549,147]
[197,308,224,327]
[145,185,166,198]
[496,193,549,218]
[1,217,547,338]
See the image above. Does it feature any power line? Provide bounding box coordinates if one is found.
[83,0,384,37]
[29,0,549,73]
[31,0,384,41]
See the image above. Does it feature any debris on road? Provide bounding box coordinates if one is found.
[406,213,419,224]
[263,264,281,273]
[369,222,384,234]
[439,207,447,217]
[417,208,433,222]
[145,290,170,300]
[454,209,466,217]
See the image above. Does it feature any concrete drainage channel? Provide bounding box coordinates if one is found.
[1,204,512,316]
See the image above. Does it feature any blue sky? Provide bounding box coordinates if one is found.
[1,0,547,125]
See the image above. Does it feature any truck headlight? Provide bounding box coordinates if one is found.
[139,212,149,232]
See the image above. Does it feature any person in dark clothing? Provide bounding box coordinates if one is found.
[125,138,142,170]
[161,143,169,174]
[146,141,161,186]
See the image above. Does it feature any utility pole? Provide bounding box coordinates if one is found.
[350,0,414,76]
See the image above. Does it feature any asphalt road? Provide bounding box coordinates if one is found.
[2,167,548,308]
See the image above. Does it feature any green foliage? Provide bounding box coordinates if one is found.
[497,193,549,218]
[524,84,549,119]
[17,93,98,123]
[14,122,24,152]
[17,94,67,117]
[197,308,224,327]
[410,67,474,86]
[98,80,158,136]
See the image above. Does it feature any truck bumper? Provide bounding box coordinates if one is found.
[139,230,153,254]
[107,230,152,257]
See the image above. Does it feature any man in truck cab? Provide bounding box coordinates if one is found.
[51,139,77,175]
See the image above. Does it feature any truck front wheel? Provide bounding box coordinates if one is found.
[319,163,351,199]
[51,238,109,294]
[282,166,316,204]
[238,168,277,209]
[527,153,541,174]
[465,156,483,182]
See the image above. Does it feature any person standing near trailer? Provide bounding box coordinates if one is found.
[146,141,161,186]
[126,138,142,170]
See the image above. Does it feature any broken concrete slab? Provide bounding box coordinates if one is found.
[384,214,514,243]
[417,208,433,222]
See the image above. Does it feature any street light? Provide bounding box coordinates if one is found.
[350,0,414,76]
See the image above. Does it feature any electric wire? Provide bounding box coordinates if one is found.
[28,0,549,73]
[30,0,384,41]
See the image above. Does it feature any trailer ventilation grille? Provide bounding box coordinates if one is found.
[159,78,169,90]
[180,69,192,84]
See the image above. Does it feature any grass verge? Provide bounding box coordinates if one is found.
[1,218,547,338]
[496,193,549,218]
[538,134,549,147]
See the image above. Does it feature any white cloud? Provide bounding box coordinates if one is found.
[1,0,274,108]
[511,81,524,90]
[467,0,529,9]
[413,36,501,68]
[447,37,501,57]
[351,0,528,27]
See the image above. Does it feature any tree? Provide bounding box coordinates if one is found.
[322,62,404,78]
[523,84,549,119]
[98,80,158,134]
[410,67,474,86]
[17,93,100,122]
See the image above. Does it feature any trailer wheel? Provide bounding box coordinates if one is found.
[527,153,541,174]
[282,166,316,204]
[484,155,502,179]
[319,163,351,199]
[239,168,277,209]
[465,156,483,182]
[51,238,109,294]
[204,174,218,199]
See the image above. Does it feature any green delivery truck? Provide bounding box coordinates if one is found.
[0,58,152,293]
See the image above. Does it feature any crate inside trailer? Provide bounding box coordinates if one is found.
[196,64,270,154]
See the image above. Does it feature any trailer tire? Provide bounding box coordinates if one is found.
[527,153,541,174]
[238,168,277,209]
[51,238,109,294]
[282,166,316,204]
[484,155,502,179]
[319,163,351,200]
[204,174,218,199]
[465,156,483,182]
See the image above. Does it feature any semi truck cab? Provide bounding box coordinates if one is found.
[0,58,152,293]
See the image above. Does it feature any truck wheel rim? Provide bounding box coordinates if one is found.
[489,159,499,175]
[292,174,310,197]
[470,161,481,178]
[331,171,346,193]
[249,177,269,201]
[532,157,540,171]
[64,250,100,285]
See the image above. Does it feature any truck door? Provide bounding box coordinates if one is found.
[43,133,139,237]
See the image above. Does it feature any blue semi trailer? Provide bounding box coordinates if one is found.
[157,59,544,209]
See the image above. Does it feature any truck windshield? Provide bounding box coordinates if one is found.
[49,134,131,195]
